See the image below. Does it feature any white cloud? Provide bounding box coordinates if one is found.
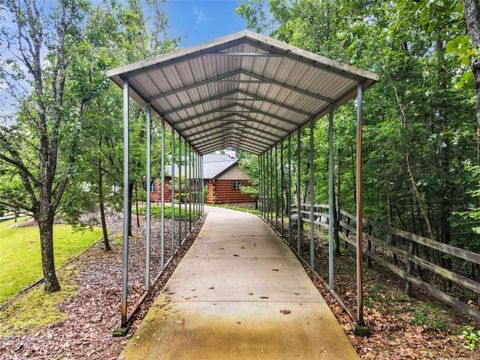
[192,7,209,25]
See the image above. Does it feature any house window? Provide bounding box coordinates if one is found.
[151,182,157,192]
[232,180,241,190]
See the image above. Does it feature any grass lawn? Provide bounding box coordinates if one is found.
[208,204,260,216]
[0,218,101,304]
[137,203,200,221]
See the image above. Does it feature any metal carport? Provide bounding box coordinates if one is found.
[107,30,379,332]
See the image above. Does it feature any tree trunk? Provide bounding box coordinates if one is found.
[391,81,435,240]
[38,218,61,292]
[463,0,480,167]
[386,193,398,264]
[97,154,110,251]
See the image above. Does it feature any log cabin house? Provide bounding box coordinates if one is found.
[150,154,256,205]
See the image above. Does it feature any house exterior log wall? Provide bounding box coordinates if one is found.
[205,179,256,204]
[151,176,172,203]
[149,162,257,205]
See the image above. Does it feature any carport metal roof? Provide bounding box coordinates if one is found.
[107,30,379,155]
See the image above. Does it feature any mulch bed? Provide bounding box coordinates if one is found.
[302,241,478,359]
[0,213,205,360]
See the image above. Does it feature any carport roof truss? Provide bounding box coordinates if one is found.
[107,30,379,154]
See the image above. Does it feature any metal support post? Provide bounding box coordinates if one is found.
[328,104,335,290]
[275,144,278,230]
[194,151,197,220]
[145,104,151,290]
[296,128,302,255]
[188,145,192,230]
[202,155,204,214]
[260,153,264,217]
[121,79,130,328]
[356,82,364,325]
[160,119,165,270]
[265,151,268,221]
[199,153,202,215]
[171,129,175,256]
[197,152,200,218]
[280,140,284,236]
[184,141,188,237]
[178,134,182,243]
[288,135,292,245]
[185,141,192,232]
[262,153,266,218]
[269,147,273,225]
[309,119,315,269]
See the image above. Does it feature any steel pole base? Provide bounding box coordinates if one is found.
[352,323,371,337]
[112,326,128,337]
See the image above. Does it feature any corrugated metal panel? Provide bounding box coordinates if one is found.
[107,30,379,155]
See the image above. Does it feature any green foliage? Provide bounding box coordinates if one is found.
[0,0,179,289]
[137,204,189,221]
[236,0,480,250]
[461,325,480,351]
[410,304,450,331]
[460,166,480,235]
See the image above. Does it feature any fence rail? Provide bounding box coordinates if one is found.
[292,203,480,321]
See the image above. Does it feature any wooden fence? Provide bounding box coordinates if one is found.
[292,203,480,321]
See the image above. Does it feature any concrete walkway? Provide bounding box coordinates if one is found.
[120,207,358,360]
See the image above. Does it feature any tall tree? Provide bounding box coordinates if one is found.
[0,0,91,291]
[237,0,479,255]
[463,0,480,164]
[0,0,178,289]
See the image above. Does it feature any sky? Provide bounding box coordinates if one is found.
[0,0,250,122]
[164,0,247,47]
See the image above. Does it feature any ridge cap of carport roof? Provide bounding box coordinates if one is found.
[106,29,379,82]
[106,30,251,79]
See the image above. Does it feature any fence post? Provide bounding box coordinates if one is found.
[406,239,415,296]
[345,215,350,250]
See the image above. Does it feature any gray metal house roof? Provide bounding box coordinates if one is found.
[107,30,379,155]
[162,153,238,179]
[202,153,237,179]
